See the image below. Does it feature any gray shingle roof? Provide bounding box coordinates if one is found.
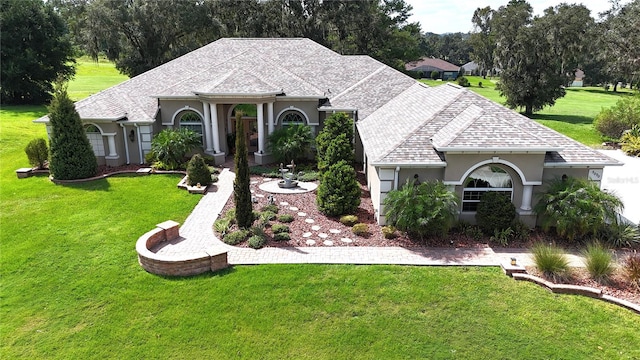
[359,83,619,166]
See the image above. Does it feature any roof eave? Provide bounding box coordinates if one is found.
[544,161,623,168]
[369,161,447,168]
[194,91,282,99]
[436,147,563,154]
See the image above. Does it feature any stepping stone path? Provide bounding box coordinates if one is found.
[306,239,316,245]
[250,181,259,185]
[305,218,315,223]
[297,212,307,217]
[255,194,264,198]
[341,238,353,243]
[323,240,334,246]
[279,202,289,206]
[311,225,321,231]
[303,232,312,238]
[318,233,328,239]
[289,206,299,211]
[329,229,341,234]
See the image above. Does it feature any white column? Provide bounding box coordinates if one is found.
[202,101,213,153]
[209,103,220,153]
[257,102,265,153]
[521,185,533,211]
[267,102,275,135]
[106,134,118,158]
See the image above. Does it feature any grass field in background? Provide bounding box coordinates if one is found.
[67,56,129,101]
[420,76,636,146]
[1,62,639,359]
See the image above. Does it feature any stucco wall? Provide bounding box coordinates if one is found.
[443,153,545,184]
[158,100,205,126]
[367,163,382,224]
[398,168,445,186]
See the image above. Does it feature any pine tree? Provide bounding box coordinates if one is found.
[315,112,353,171]
[316,160,361,217]
[48,84,98,180]
[186,154,212,186]
[233,112,253,228]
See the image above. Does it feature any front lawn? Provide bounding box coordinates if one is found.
[420,76,636,146]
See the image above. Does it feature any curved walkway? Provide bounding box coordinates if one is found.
[154,167,588,268]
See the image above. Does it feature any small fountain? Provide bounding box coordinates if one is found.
[278,160,299,188]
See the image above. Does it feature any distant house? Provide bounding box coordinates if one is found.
[571,69,585,87]
[405,58,460,80]
[462,61,479,76]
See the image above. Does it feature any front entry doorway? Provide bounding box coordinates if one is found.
[229,104,258,154]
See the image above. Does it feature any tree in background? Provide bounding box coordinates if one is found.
[234,112,253,229]
[48,84,97,180]
[469,6,495,78]
[1,0,75,104]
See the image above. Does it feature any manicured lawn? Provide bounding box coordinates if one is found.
[1,61,639,359]
[420,76,636,146]
[67,56,129,101]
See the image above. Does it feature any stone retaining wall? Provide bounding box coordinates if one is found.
[136,220,229,276]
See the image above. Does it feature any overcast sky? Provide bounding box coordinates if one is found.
[405,0,627,34]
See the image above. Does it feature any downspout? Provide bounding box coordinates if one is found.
[119,123,130,164]
[134,123,143,164]
[394,166,400,190]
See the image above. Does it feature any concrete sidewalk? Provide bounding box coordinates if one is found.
[154,167,590,268]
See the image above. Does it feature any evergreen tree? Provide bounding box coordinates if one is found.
[48,84,98,180]
[234,112,253,229]
[316,160,361,217]
[316,112,353,171]
[186,154,212,186]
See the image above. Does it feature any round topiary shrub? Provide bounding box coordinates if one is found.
[248,235,266,249]
[186,154,212,186]
[24,138,49,169]
[475,191,516,234]
[340,215,358,226]
[261,204,279,213]
[277,214,294,223]
[381,226,397,239]
[457,76,470,87]
[223,230,249,245]
[271,224,290,234]
[352,223,368,236]
[274,233,291,242]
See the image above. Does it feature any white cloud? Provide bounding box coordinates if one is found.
[406,0,627,34]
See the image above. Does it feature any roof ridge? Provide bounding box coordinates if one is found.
[431,103,484,148]
[375,87,464,161]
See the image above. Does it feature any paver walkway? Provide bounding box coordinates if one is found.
[157,166,589,268]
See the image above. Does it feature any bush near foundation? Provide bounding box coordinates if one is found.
[476,191,516,234]
[317,160,361,217]
[24,138,49,169]
[186,154,212,186]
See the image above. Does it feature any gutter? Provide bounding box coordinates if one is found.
[119,123,130,164]
[134,123,144,164]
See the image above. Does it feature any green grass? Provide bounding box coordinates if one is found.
[1,61,640,359]
[67,56,129,101]
[420,76,636,146]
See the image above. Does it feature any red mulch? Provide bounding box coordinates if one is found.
[216,170,640,305]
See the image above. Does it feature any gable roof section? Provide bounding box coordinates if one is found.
[406,58,460,72]
[360,83,619,167]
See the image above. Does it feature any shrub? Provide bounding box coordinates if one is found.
[599,223,640,248]
[274,233,291,241]
[266,124,314,164]
[622,253,640,289]
[213,218,231,236]
[297,170,320,182]
[186,154,212,186]
[234,112,253,229]
[352,223,369,236]
[260,211,277,223]
[478,81,483,88]
[430,70,440,80]
[318,133,353,172]
[464,225,484,241]
[317,160,361,217]
[534,176,623,242]
[511,219,531,242]
[250,226,266,238]
[248,235,267,249]
[340,215,358,226]
[384,179,459,238]
[381,226,397,239]
[476,192,516,234]
[490,227,514,246]
[261,204,279,213]
[144,151,156,165]
[620,128,640,157]
[24,138,49,169]
[532,243,570,281]
[223,209,236,223]
[582,242,615,282]
[457,76,470,87]
[150,128,201,170]
[223,230,249,245]
[271,224,290,234]
[211,175,219,183]
[594,95,640,139]
[277,214,294,223]
[48,85,98,180]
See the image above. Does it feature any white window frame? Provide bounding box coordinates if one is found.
[461,165,513,213]
[85,124,105,156]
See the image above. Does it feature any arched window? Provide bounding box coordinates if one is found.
[279,110,305,126]
[85,124,105,156]
[179,111,203,142]
[462,165,513,212]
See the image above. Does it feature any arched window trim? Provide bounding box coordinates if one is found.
[84,123,105,156]
[169,106,205,126]
[176,109,204,146]
[275,107,309,125]
[461,165,513,212]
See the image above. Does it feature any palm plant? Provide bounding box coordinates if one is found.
[267,124,314,164]
[150,128,201,170]
[534,176,623,242]
[384,179,459,238]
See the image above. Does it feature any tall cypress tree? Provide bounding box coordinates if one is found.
[233,112,253,228]
[48,84,98,180]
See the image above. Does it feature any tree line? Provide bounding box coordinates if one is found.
[2,0,638,115]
